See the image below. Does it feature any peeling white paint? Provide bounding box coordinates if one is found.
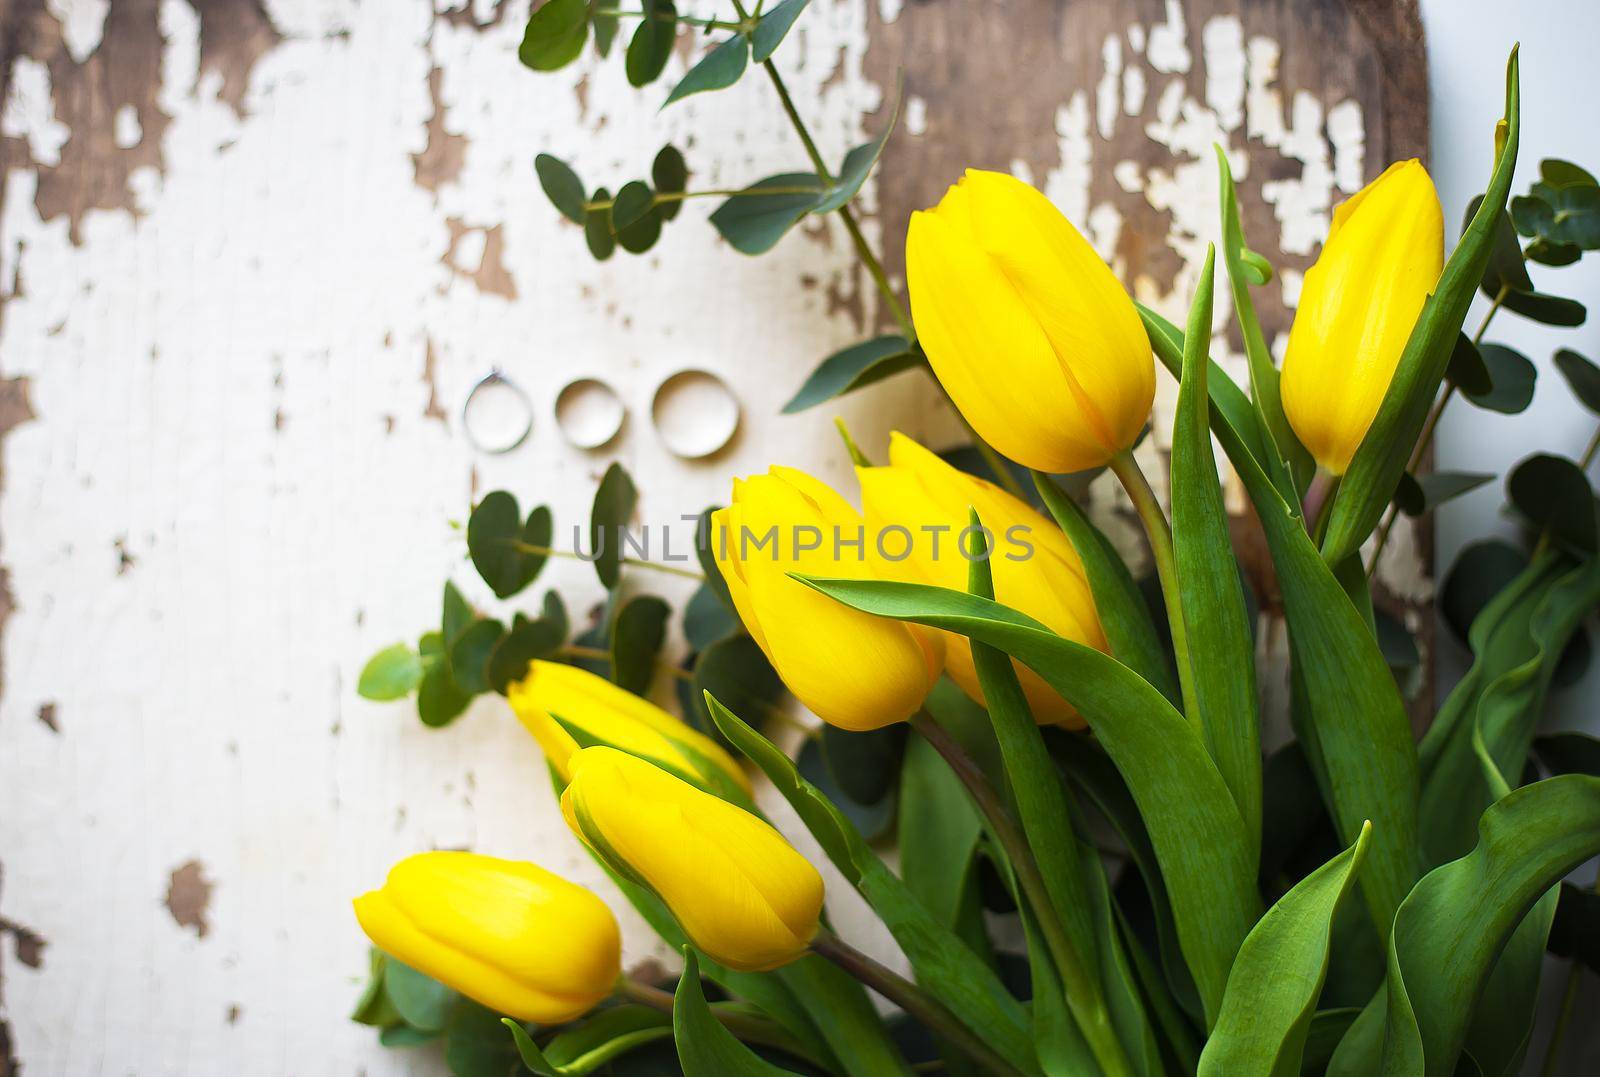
[113,104,143,150]
[1147,0,1192,75]
[47,0,110,64]
[904,93,927,136]
[1,57,70,168]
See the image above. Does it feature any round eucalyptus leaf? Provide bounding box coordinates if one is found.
[1445,333,1493,395]
[616,207,663,254]
[518,0,590,72]
[692,634,783,729]
[358,643,423,701]
[1397,470,1496,517]
[1534,730,1600,778]
[683,582,739,651]
[449,618,505,696]
[1552,623,1592,691]
[651,145,689,221]
[1509,195,1553,239]
[584,187,616,261]
[534,154,586,225]
[1464,343,1536,413]
[624,0,676,87]
[797,736,894,842]
[417,661,472,727]
[1500,288,1587,327]
[442,580,474,647]
[610,594,670,694]
[592,8,618,56]
[487,609,568,694]
[611,181,656,232]
[1554,348,1600,415]
[663,34,750,107]
[445,1000,525,1077]
[1507,453,1597,554]
[467,492,553,599]
[821,723,907,805]
[1465,193,1533,297]
[589,462,638,589]
[709,173,824,255]
[1440,539,1530,645]
[1527,238,1580,266]
[1541,159,1599,190]
[384,960,459,1033]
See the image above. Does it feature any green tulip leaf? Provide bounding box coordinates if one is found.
[610,594,670,695]
[1462,343,1537,413]
[789,578,1259,1026]
[1033,473,1179,704]
[1554,347,1600,414]
[781,336,923,413]
[1199,824,1370,1077]
[652,145,689,221]
[710,173,826,255]
[535,154,586,225]
[1138,304,1271,470]
[467,492,552,599]
[751,0,810,61]
[1507,453,1597,554]
[705,693,1037,1072]
[1215,146,1310,496]
[358,643,423,701]
[663,34,750,107]
[584,186,616,261]
[1466,193,1534,299]
[590,462,638,589]
[1171,246,1263,847]
[1142,301,1420,943]
[1323,49,1520,565]
[538,1006,672,1072]
[519,0,589,72]
[897,732,987,939]
[1394,470,1495,517]
[624,0,677,86]
[674,949,803,1075]
[500,1019,558,1076]
[1327,775,1600,1077]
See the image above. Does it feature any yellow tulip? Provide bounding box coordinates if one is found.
[1281,159,1445,475]
[858,432,1107,727]
[906,168,1154,474]
[712,466,943,732]
[352,851,620,1024]
[561,746,824,972]
[506,659,749,794]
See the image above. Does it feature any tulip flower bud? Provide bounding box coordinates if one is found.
[858,432,1107,727]
[712,466,943,732]
[353,851,620,1024]
[507,659,750,794]
[1281,159,1445,475]
[906,169,1154,474]
[561,746,824,972]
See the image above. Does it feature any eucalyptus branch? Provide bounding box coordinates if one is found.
[591,7,746,31]
[509,541,705,582]
[1108,451,1202,728]
[810,928,1030,1077]
[584,185,824,211]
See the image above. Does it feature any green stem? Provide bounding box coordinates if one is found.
[810,929,1031,1077]
[614,976,824,1066]
[509,541,705,582]
[1108,450,1202,728]
[909,712,1133,1077]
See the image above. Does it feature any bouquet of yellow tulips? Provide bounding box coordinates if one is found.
[352,7,1600,1075]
